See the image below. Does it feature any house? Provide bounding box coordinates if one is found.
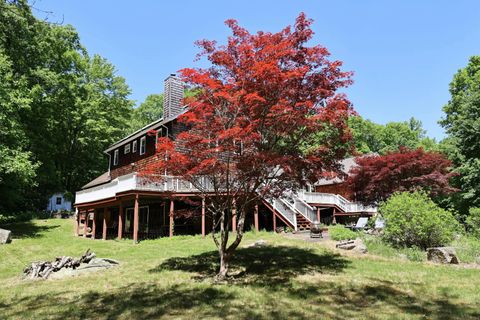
[47,192,72,212]
[74,74,376,242]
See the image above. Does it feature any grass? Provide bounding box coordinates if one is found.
[0,219,480,319]
[328,225,357,241]
[363,234,480,264]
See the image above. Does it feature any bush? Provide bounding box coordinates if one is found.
[466,207,480,238]
[380,191,460,249]
[0,211,52,225]
[329,225,357,241]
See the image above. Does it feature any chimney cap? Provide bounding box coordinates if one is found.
[164,73,179,81]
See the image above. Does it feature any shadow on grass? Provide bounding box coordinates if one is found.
[2,278,480,320]
[150,245,350,287]
[1,284,236,320]
[3,221,60,239]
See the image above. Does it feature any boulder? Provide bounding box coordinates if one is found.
[353,238,368,254]
[336,239,368,254]
[245,239,268,248]
[427,247,459,264]
[0,228,12,244]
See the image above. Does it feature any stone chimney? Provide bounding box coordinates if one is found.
[163,74,184,120]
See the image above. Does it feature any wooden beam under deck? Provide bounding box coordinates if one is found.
[118,202,123,240]
[201,197,205,239]
[91,211,96,240]
[169,199,174,238]
[102,207,107,240]
[133,194,139,244]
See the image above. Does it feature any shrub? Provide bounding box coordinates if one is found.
[0,211,52,225]
[329,225,357,241]
[380,191,460,249]
[466,207,480,238]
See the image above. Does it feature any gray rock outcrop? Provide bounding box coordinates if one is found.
[427,247,459,264]
[0,228,12,244]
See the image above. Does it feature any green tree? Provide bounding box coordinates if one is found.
[0,0,133,211]
[440,56,480,213]
[348,116,438,155]
[130,94,163,132]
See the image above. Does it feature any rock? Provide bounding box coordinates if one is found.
[427,247,459,264]
[0,228,12,244]
[336,239,368,254]
[353,238,368,254]
[245,239,268,248]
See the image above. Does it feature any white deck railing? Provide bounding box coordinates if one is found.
[293,197,317,222]
[299,192,376,213]
[75,174,205,205]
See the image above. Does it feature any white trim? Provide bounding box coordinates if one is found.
[132,140,137,153]
[124,143,131,154]
[113,149,119,165]
[140,136,146,155]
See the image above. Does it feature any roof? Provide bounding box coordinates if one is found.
[104,108,188,154]
[82,172,111,189]
[104,117,165,153]
[314,153,379,186]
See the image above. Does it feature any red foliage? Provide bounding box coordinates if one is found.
[141,13,355,276]
[347,147,458,205]
[143,13,354,197]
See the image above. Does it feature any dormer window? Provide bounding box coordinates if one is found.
[113,149,119,165]
[124,144,131,154]
[140,136,146,155]
[132,140,137,153]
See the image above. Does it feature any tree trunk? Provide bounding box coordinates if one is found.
[217,249,229,281]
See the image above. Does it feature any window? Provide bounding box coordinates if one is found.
[113,149,119,165]
[124,144,131,154]
[125,206,149,233]
[132,140,137,153]
[56,197,62,205]
[140,136,146,155]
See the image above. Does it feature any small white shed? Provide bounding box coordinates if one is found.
[47,192,72,212]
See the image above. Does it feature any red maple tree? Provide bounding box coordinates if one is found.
[347,147,458,205]
[143,13,354,279]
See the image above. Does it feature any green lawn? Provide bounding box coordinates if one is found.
[1,219,479,320]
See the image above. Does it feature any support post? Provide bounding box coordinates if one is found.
[333,207,337,224]
[201,197,205,239]
[91,210,96,240]
[75,211,80,236]
[133,194,139,243]
[169,199,174,238]
[273,211,277,232]
[254,205,259,232]
[232,199,236,233]
[83,211,87,238]
[316,207,321,223]
[102,207,107,240]
[118,202,123,240]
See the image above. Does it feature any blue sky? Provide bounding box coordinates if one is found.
[34,1,480,140]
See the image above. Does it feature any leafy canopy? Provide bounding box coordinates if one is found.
[348,116,438,155]
[0,0,133,212]
[347,147,457,205]
[440,56,480,211]
[130,94,163,132]
[143,13,354,279]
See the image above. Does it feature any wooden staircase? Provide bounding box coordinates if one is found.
[295,212,311,231]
